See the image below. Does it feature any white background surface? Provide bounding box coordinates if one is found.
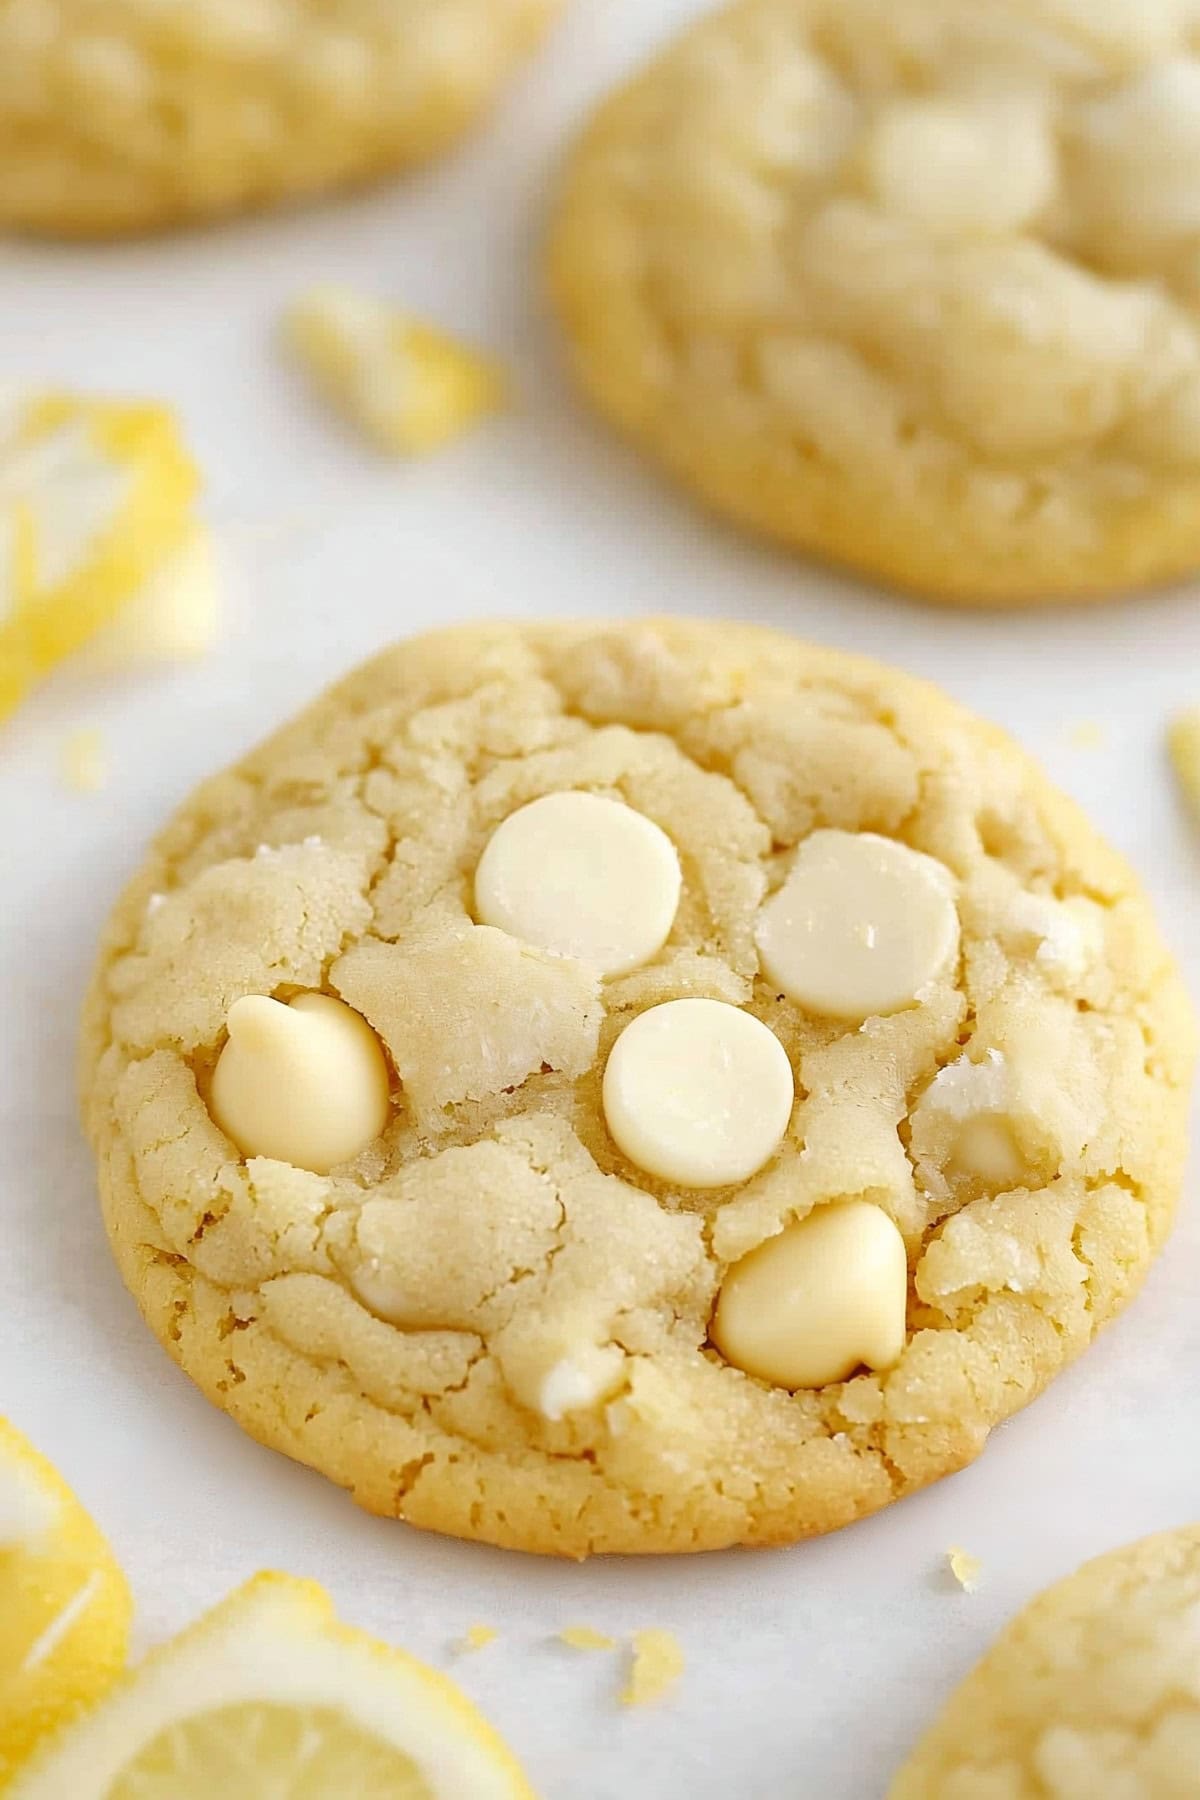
[2,5,1199,1795]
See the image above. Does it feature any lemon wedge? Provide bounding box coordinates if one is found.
[0,1417,132,1785]
[0,391,199,720]
[11,1573,535,1799]
[285,286,507,455]
[81,525,219,670]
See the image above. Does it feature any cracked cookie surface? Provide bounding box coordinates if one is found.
[80,619,1194,1556]
[550,0,1200,604]
[891,1523,1200,1797]
[0,0,558,238]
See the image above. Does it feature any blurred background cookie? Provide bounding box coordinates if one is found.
[891,1524,1200,1797]
[549,0,1200,606]
[0,0,560,237]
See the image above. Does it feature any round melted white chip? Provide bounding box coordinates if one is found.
[602,997,794,1188]
[755,830,960,1021]
[474,790,681,978]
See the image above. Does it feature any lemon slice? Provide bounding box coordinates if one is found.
[81,526,219,670]
[0,391,199,719]
[0,1417,132,1785]
[285,286,507,455]
[12,1573,535,1799]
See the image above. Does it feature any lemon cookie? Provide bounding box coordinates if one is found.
[0,0,559,238]
[550,0,1200,605]
[892,1524,1200,1797]
[81,620,1194,1556]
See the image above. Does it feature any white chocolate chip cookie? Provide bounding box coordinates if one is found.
[891,1524,1200,1797]
[0,0,559,238]
[549,0,1200,605]
[80,620,1194,1556]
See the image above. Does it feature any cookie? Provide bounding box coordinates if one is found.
[891,1524,1200,1796]
[0,0,558,238]
[80,620,1194,1556]
[549,0,1200,605]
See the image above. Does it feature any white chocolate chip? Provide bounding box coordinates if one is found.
[474,790,681,978]
[538,1345,625,1422]
[910,1048,1038,1197]
[952,1114,1026,1188]
[209,991,391,1175]
[602,998,793,1188]
[1074,57,1200,248]
[863,97,1055,237]
[755,831,959,1021]
[1005,890,1100,982]
[711,1201,907,1390]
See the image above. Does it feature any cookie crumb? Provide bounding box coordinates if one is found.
[284,285,507,456]
[947,1546,982,1593]
[559,1625,616,1652]
[458,1624,498,1653]
[61,728,109,793]
[621,1629,684,1706]
[1065,721,1104,750]
[1168,708,1200,817]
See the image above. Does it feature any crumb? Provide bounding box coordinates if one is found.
[146,892,166,914]
[947,1546,982,1593]
[1065,721,1104,750]
[620,1629,685,1706]
[559,1625,616,1652]
[284,284,507,455]
[457,1624,498,1653]
[1168,708,1200,817]
[61,728,109,792]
